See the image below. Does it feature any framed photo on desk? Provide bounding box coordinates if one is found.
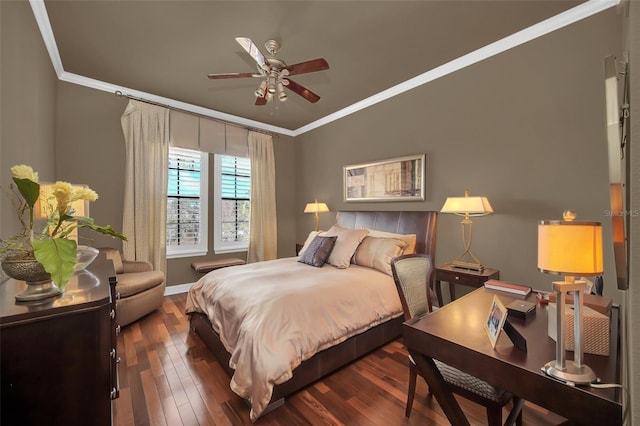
[485,295,507,348]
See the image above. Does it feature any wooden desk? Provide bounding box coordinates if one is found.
[434,263,499,306]
[403,288,622,426]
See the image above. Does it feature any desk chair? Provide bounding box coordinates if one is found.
[391,254,523,426]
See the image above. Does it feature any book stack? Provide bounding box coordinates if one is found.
[483,279,532,296]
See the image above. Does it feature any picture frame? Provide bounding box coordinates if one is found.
[343,154,425,202]
[485,295,508,348]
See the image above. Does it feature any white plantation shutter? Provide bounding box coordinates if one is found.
[214,155,251,252]
[166,147,208,256]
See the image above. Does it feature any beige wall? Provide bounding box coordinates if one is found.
[295,8,624,302]
[1,1,57,246]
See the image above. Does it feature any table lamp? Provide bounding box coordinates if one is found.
[538,210,603,384]
[440,189,493,272]
[304,199,329,232]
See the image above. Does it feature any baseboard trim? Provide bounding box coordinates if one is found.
[164,282,194,296]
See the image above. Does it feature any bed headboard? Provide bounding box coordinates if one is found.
[335,211,438,262]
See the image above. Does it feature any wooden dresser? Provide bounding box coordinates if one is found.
[0,254,119,426]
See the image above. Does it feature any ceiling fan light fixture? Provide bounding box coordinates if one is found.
[267,76,277,94]
[255,80,267,98]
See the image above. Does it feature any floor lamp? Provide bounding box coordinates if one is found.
[538,210,603,384]
[440,189,493,272]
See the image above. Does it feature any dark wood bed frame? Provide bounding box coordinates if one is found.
[189,210,438,413]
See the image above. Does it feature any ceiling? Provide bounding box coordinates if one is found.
[41,0,599,135]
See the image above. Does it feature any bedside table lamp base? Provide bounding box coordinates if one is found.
[451,218,485,272]
[451,258,484,273]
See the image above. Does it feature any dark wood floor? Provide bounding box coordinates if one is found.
[113,294,566,426]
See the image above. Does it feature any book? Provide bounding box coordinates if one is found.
[484,279,532,296]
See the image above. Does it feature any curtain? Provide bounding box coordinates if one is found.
[247,131,277,262]
[120,100,169,274]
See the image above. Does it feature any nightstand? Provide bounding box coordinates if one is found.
[434,264,500,306]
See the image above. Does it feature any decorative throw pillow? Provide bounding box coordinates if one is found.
[354,236,407,275]
[298,236,337,267]
[323,224,369,268]
[298,231,320,257]
[298,230,330,257]
[366,229,417,254]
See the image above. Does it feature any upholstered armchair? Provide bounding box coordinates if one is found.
[99,248,165,327]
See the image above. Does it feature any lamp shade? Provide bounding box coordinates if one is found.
[440,191,493,217]
[538,220,603,276]
[304,201,329,214]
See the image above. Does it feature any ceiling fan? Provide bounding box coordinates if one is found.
[207,37,329,106]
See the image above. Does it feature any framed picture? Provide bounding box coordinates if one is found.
[344,154,425,202]
[485,295,508,348]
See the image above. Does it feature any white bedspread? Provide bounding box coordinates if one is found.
[185,257,402,421]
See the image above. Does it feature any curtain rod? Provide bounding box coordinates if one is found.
[114,90,278,138]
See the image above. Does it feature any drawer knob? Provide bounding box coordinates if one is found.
[455,276,460,280]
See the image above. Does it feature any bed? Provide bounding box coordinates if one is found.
[186,210,438,421]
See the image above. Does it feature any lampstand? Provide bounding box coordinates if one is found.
[538,210,603,384]
[440,189,493,272]
[304,199,329,232]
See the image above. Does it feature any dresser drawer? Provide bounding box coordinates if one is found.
[436,269,487,287]
[434,265,500,306]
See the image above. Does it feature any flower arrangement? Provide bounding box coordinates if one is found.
[1,164,127,289]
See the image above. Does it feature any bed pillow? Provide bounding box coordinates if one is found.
[323,224,369,268]
[354,236,407,275]
[298,236,337,267]
[366,229,417,254]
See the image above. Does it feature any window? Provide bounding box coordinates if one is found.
[214,154,251,253]
[166,147,208,257]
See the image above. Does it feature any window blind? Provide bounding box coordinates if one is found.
[167,148,202,249]
[219,156,251,244]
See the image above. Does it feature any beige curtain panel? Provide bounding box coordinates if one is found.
[120,99,169,275]
[247,131,277,263]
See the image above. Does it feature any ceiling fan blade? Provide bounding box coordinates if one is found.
[285,79,321,103]
[207,72,261,79]
[235,37,270,72]
[284,58,329,76]
[255,96,268,106]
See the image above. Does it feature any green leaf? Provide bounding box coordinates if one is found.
[12,178,40,208]
[33,238,77,289]
[76,217,127,241]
